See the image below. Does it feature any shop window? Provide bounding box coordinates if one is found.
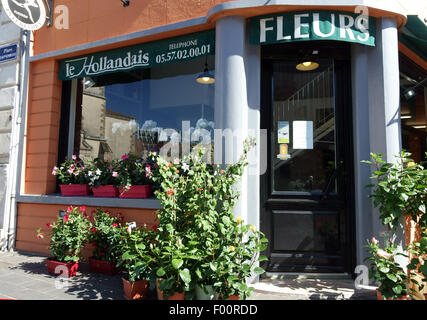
[399,54,427,163]
[60,56,215,164]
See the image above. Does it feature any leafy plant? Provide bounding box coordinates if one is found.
[52,155,89,185]
[117,154,153,192]
[88,208,124,262]
[364,238,414,299]
[149,137,268,300]
[36,206,91,263]
[115,224,158,284]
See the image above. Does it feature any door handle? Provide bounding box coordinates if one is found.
[321,161,343,200]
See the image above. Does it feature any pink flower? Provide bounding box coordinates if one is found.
[72,155,77,160]
[173,158,180,165]
[37,233,45,239]
[112,223,118,228]
[112,171,118,178]
[121,154,130,161]
[67,168,74,174]
[109,165,113,170]
[63,215,69,222]
[377,249,392,259]
[66,206,73,212]
[371,237,379,245]
[80,206,86,212]
[52,167,58,175]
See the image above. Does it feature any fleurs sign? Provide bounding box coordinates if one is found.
[250,11,376,46]
[59,30,215,81]
[1,0,46,30]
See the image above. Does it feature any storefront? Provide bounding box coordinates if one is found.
[6,1,426,277]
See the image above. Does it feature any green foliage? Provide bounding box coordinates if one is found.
[149,137,269,299]
[114,224,157,284]
[36,206,91,263]
[362,152,426,230]
[52,155,89,185]
[88,208,124,262]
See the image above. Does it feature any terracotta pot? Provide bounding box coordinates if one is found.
[92,185,119,198]
[122,278,149,300]
[60,184,90,196]
[46,258,78,277]
[89,258,118,275]
[119,185,152,199]
[376,289,409,300]
[227,294,241,300]
[156,279,185,300]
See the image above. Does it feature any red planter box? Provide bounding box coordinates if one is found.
[89,258,118,275]
[46,259,79,277]
[119,185,152,199]
[60,184,90,196]
[92,185,119,198]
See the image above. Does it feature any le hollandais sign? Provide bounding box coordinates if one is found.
[59,30,215,81]
[250,11,376,46]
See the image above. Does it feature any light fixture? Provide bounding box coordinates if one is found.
[413,125,426,129]
[121,0,130,6]
[401,115,412,119]
[84,77,95,89]
[296,60,319,71]
[196,62,215,84]
[403,88,416,100]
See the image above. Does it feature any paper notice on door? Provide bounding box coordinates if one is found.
[278,121,289,143]
[293,121,313,149]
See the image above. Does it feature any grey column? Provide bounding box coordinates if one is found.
[352,17,403,270]
[214,16,249,221]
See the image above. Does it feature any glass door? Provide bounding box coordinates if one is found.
[260,42,355,273]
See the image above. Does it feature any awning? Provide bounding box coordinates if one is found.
[399,15,427,62]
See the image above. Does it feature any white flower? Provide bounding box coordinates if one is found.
[95,169,102,176]
[181,163,189,172]
[173,158,180,165]
[88,171,93,177]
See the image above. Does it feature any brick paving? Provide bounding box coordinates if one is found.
[0,251,376,300]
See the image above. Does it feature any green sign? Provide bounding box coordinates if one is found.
[250,11,376,46]
[59,30,215,80]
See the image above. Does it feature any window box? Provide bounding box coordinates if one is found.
[60,184,91,197]
[92,185,119,198]
[119,185,153,199]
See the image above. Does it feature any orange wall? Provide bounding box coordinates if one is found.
[16,203,158,257]
[33,0,231,55]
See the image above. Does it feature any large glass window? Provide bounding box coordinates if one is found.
[73,55,215,162]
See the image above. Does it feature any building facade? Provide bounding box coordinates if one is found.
[2,0,426,278]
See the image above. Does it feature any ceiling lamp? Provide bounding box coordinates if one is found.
[84,77,95,89]
[196,62,215,85]
[296,52,319,71]
[403,88,416,100]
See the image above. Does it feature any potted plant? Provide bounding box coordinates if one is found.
[36,206,91,277]
[365,238,411,300]
[363,152,427,299]
[117,154,153,198]
[115,223,157,300]
[87,208,124,275]
[148,137,268,300]
[87,158,120,197]
[52,155,90,196]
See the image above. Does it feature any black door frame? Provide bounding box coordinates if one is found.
[259,41,356,275]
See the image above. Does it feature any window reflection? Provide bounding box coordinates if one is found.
[76,56,215,162]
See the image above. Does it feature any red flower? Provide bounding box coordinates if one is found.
[152,225,158,231]
[66,206,73,213]
[46,223,51,229]
[91,227,97,233]
[79,206,86,212]
[112,223,118,228]
[63,215,69,222]
[166,189,175,195]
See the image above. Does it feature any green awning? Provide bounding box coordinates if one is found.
[399,15,427,62]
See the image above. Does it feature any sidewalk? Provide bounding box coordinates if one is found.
[0,251,376,300]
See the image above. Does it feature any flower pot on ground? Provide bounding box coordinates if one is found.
[46,258,79,277]
[36,206,91,276]
[89,258,118,275]
[92,185,119,198]
[376,289,408,300]
[195,284,217,300]
[156,279,185,300]
[119,185,152,199]
[122,277,149,300]
[60,184,91,196]
[88,208,124,275]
